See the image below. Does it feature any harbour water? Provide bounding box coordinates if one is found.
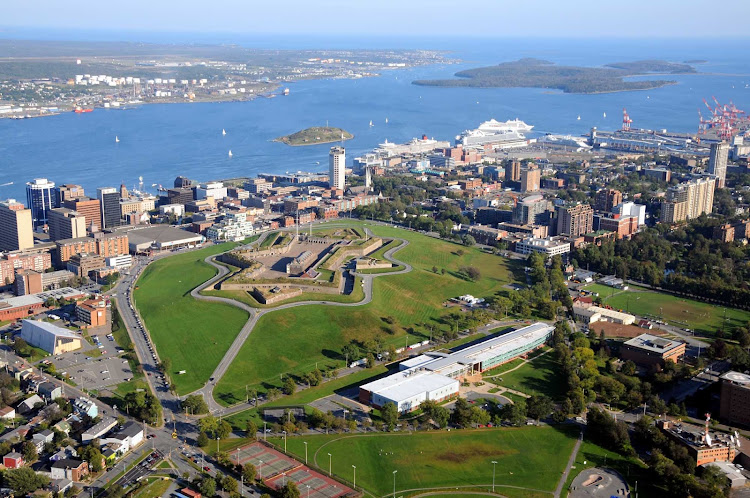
[0,36,749,200]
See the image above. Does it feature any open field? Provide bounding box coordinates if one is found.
[133,243,249,394]
[584,284,750,336]
[488,351,565,400]
[214,224,519,404]
[269,426,577,496]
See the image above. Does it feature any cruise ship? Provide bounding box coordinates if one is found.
[455,119,535,148]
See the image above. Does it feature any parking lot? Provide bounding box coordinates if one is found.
[48,334,133,389]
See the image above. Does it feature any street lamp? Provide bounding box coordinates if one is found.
[303,441,308,464]
[306,485,310,498]
[328,452,332,475]
[393,470,398,498]
[282,431,287,453]
[352,465,356,489]
[216,436,220,453]
[491,461,497,493]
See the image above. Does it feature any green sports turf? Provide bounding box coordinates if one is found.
[269,426,577,495]
[133,243,250,394]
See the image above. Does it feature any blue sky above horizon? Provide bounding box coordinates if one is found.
[4,0,750,39]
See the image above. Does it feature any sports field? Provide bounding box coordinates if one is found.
[584,284,750,336]
[133,243,250,394]
[214,223,519,404]
[269,426,577,496]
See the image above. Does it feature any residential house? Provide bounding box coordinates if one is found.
[0,406,16,419]
[99,422,143,455]
[3,452,24,469]
[72,397,98,419]
[50,445,78,462]
[32,429,54,453]
[17,394,44,415]
[37,382,62,401]
[81,417,116,443]
[53,419,72,436]
[50,459,89,481]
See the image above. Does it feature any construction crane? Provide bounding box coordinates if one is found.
[622,108,633,131]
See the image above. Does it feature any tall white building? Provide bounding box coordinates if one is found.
[329,146,346,190]
[708,141,729,188]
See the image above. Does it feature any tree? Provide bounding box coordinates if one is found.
[526,395,554,421]
[242,463,257,483]
[451,398,473,428]
[342,343,359,366]
[282,377,296,396]
[21,441,37,462]
[222,477,238,494]
[460,266,481,281]
[200,477,216,497]
[216,420,232,440]
[381,402,399,431]
[365,353,376,368]
[621,360,637,376]
[500,400,527,426]
[245,420,258,439]
[12,338,28,356]
[5,467,49,495]
[279,481,300,498]
[161,358,172,374]
[197,431,209,447]
[183,395,209,415]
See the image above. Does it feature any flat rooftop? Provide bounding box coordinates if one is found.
[624,333,685,354]
[721,371,750,386]
[126,226,203,245]
[422,322,554,373]
[361,370,457,402]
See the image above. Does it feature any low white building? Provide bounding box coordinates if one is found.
[359,370,459,413]
[573,305,636,325]
[105,255,133,271]
[195,182,227,201]
[99,421,144,455]
[159,204,185,217]
[516,237,571,257]
[206,212,254,242]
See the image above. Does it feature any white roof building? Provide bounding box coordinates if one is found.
[360,370,459,413]
[20,320,82,355]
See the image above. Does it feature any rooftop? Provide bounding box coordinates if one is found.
[721,371,750,386]
[360,370,457,402]
[624,333,685,354]
[126,226,203,245]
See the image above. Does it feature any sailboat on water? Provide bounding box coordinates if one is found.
[115,136,120,143]
[603,112,607,118]
[385,117,389,124]
[222,129,226,136]
[576,116,581,121]
[228,150,233,157]
[369,120,374,127]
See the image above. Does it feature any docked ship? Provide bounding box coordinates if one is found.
[455,118,534,148]
[73,107,93,113]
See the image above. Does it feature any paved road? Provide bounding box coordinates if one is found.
[189,228,414,412]
[554,430,584,498]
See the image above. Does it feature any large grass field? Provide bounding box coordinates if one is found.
[213,223,520,404]
[488,351,566,400]
[133,243,250,394]
[584,283,750,336]
[269,426,577,496]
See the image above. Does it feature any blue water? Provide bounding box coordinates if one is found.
[1,36,749,200]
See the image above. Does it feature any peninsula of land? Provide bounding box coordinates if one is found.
[274,127,353,146]
[413,58,697,94]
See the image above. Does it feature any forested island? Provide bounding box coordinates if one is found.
[413,58,697,94]
[274,126,353,146]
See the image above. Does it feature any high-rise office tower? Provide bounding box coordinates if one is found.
[62,197,102,233]
[26,178,56,228]
[48,208,87,241]
[708,141,729,188]
[556,204,594,237]
[329,146,346,190]
[0,199,34,251]
[55,184,85,205]
[97,187,121,230]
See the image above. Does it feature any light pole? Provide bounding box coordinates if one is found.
[352,465,356,489]
[306,485,310,498]
[303,441,308,464]
[393,470,398,498]
[491,461,497,493]
[216,437,220,454]
[259,459,263,481]
[328,452,332,475]
[283,431,287,453]
[263,421,267,441]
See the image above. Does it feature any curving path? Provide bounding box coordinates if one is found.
[188,225,414,412]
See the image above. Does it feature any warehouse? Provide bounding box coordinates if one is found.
[359,322,554,412]
[20,319,82,355]
[125,226,204,253]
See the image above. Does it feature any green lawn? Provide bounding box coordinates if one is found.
[131,477,172,498]
[587,284,750,336]
[269,426,577,495]
[133,243,250,394]
[563,437,654,497]
[489,352,565,400]
[214,224,519,404]
[223,366,389,430]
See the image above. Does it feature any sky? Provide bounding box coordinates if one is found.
[3,0,750,39]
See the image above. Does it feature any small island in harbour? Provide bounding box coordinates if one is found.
[274,127,354,146]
